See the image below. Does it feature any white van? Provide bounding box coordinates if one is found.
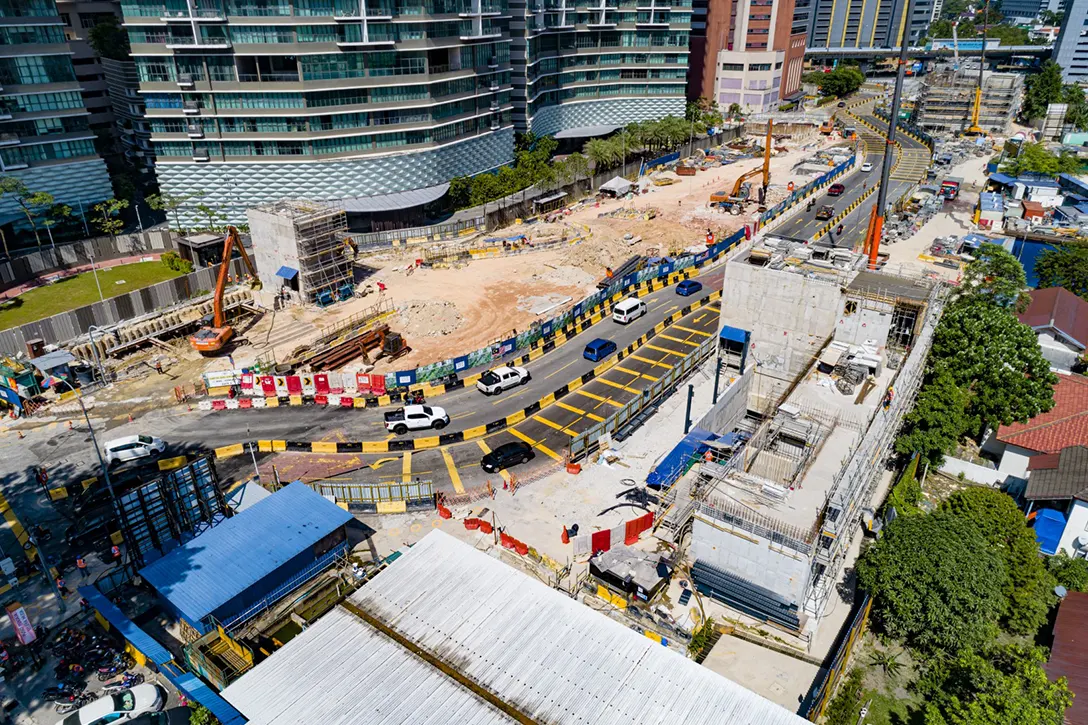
[103,435,166,467]
[612,297,647,324]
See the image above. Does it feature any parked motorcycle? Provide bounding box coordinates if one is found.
[53,693,95,714]
[101,672,144,694]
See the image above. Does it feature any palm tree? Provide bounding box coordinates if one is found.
[584,138,616,178]
[728,103,743,121]
[868,649,904,679]
[566,152,589,192]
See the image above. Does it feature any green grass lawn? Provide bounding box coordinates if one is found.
[0,261,186,331]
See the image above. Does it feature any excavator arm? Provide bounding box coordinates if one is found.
[210,229,237,329]
[730,119,774,198]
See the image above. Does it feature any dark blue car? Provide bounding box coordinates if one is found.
[676,279,703,296]
[583,338,617,362]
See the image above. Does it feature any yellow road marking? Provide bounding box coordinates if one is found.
[544,359,579,379]
[401,451,412,484]
[556,401,605,422]
[672,325,712,337]
[574,389,623,407]
[658,333,701,347]
[630,353,673,369]
[597,378,639,394]
[616,366,659,382]
[385,433,396,440]
[508,428,562,461]
[441,448,464,494]
[369,457,398,470]
[476,439,511,484]
[535,415,579,437]
[645,343,688,358]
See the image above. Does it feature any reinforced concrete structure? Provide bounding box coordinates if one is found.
[657,246,945,639]
[121,0,692,224]
[808,0,934,50]
[0,0,112,235]
[915,69,1023,135]
[247,200,351,304]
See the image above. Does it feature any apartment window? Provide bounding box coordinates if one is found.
[0,55,76,85]
[775,61,782,69]
[0,25,67,45]
[721,62,743,71]
[60,12,71,26]
[749,63,771,70]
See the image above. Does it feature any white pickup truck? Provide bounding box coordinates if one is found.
[384,405,450,435]
[476,365,530,396]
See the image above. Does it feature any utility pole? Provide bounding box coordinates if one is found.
[861,0,918,270]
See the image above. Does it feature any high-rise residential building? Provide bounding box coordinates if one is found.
[0,0,113,236]
[56,1,118,144]
[516,0,691,136]
[809,0,933,49]
[121,0,691,226]
[1055,0,1088,82]
[691,0,805,113]
[102,56,157,186]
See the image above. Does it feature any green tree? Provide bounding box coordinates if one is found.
[817,66,866,97]
[727,103,743,120]
[1002,142,1082,176]
[147,190,198,233]
[1022,61,1065,122]
[1048,552,1088,592]
[1035,244,1088,298]
[194,203,225,232]
[960,242,1027,309]
[1062,84,1088,130]
[856,512,1007,653]
[941,488,1058,635]
[91,198,128,240]
[895,370,969,467]
[584,138,617,172]
[87,15,130,61]
[189,703,220,725]
[0,177,53,249]
[447,176,471,209]
[930,298,1057,437]
[565,152,589,185]
[1040,9,1065,24]
[42,203,71,250]
[868,649,905,679]
[919,644,1072,725]
[824,668,864,725]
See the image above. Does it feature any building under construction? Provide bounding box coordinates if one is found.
[915,69,1023,136]
[247,201,353,306]
[655,249,945,640]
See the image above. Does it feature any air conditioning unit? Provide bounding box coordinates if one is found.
[183,100,200,114]
[186,124,204,138]
[193,147,210,162]
[488,56,499,68]
[177,73,194,88]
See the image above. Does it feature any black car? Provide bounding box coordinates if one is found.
[481,441,535,472]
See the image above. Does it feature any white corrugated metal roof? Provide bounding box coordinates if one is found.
[223,607,515,725]
[224,530,808,724]
[352,530,808,725]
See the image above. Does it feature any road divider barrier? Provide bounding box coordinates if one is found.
[211,291,722,460]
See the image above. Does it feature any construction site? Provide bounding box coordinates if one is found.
[654,241,945,639]
[914,68,1023,136]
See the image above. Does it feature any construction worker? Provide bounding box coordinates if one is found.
[76,556,89,578]
[837,224,844,235]
[55,576,68,598]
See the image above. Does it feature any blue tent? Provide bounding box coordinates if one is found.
[1033,508,1066,555]
[647,428,717,490]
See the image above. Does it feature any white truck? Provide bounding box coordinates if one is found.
[476,365,530,396]
[384,405,450,435]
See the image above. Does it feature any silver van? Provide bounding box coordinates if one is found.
[612,298,646,324]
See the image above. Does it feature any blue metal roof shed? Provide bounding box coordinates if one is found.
[140,482,353,633]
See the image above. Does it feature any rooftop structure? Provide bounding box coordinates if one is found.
[139,481,354,636]
[994,373,1088,461]
[808,0,935,49]
[223,529,810,725]
[247,201,351,305]
[1018,287,1088,372]
[915,70,1023,136]
[1047,591,1088,725]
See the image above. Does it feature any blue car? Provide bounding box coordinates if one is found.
[583,338,618,362]
[676,279,703,296]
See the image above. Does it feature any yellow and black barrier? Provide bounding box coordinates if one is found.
[214,290,722,460]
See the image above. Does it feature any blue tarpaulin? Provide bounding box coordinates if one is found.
[988,173,1017,186]
[647,428,718,490]
[719,326,750,344]
[275,265,298,279]
[1033,508,1066,555]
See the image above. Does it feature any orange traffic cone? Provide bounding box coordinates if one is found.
[561,527,570,544]
[66,421,73,431]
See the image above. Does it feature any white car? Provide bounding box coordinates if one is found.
[861,162,874,172]
[62,684,167,725]
[103,435,167,467]
[384,405,450,435]
[476,365,530,395]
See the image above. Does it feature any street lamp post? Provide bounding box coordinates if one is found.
[86,325,110,386]
[53,378,120,518]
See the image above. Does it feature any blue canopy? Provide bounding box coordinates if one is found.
[1033,508,1066,555]
[275,265,298,280]
[988,172,1016,186]
[719,325,750,344]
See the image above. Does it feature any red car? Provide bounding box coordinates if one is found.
[827,183,846,196]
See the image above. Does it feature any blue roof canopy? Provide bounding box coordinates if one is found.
[988,172,1016,186]
[275,266,298,280]
[139,482,353,625]
[647,428,718,490]
[1033,508,1066,555]
[719,325,750,345]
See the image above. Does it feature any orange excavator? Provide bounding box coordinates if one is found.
[189,225,260,355]
[711,120,774,212]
